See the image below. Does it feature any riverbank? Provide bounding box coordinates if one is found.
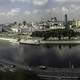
[0,37,19,44]
[20,39,80,45]
[1,36,80,45]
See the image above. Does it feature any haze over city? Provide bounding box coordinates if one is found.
[0,0,80,23]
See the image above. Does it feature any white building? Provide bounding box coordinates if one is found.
[50,26,65,30]
[11,25,20,33]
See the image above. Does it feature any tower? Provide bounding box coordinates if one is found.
[65,14,69,30]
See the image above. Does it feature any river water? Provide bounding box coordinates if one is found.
[1,43,80,68]
[0,41,80,80]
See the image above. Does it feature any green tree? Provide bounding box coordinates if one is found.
[18,23,22,26]
[23,21,26,26]
[14,21,17,25]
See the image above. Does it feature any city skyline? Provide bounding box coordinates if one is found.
[0,0,80,23]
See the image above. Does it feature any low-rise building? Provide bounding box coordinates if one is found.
[75,20,80,28]
[69,20,80,28]
[11,25,20,33]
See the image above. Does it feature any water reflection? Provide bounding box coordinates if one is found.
[0,42,80,80]
[16,44,80,68]
[0,42,80,67]
[0,69,41,80]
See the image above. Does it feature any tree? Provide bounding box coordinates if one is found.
[14,21,17,25]
[23,21,26,26]
[18,23,22,26]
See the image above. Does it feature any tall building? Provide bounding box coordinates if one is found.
[65,14,70,30]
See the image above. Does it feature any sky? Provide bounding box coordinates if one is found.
[0,0,80,23]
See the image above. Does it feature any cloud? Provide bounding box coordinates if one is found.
[32,0,48,6]
[33,9,39,14]
[70,4,80,10]
[24,10,31,15]
[56,0,80,2]
[10,0,31,3]
[25,9,40,15]
[56,0,66,2]
[62,6,68,13]
[52,8,56,11]
[7,8,20,16]
[10,8,20,13]
[45,9,51,13]
[0,12,6,16]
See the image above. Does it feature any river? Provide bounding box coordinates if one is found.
[0,41,80,80]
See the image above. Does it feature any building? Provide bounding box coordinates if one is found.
[38,17,65,30]
[49,21,65,29]
[69,20,80,28]
[11,23,37,33]
[75,20,80,28]
[64,14,70,30]
[11,25,20,33]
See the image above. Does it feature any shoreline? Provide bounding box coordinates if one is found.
[20,39,80,45]
[1,37,80,45]
[0,37,18,44]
